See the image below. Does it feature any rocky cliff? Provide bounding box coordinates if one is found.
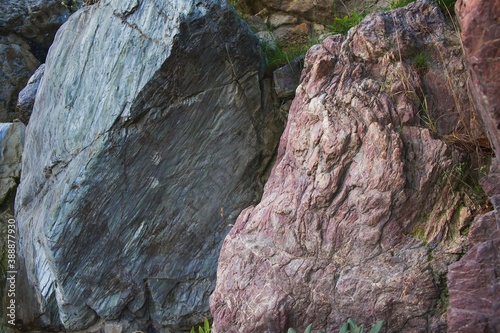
[211,1,492,332]
[14,0,277,331]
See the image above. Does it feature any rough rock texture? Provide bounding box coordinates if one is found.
[0,0,71,58]
[447,212,499,333]
[456,0,500,157]
[237,0,390,25]
[211,1,485,332]
[0,122,25,205]
[15,64,45,125]
[0,35,41,122]
[447,1,500,332]
[0,0,72,122]
[273,56,303,99]
[15,0,275,331]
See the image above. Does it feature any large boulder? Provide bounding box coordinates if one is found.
[447,0,500,332]
[15,0,274,331]
[211,1,486,332]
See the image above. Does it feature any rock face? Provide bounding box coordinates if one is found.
[0,0,71,122]
[15,0,273,331]
[237,0,390,25]
[456,0,500,156]
[0,122,25,205]
[447,1,500,332]
[211,1,485,332]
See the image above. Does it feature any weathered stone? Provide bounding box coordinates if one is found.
[0,0,75,122]
[0,122,25,204]
[15,0,275,331]
[238,0,391,25]
[447,1,500,332]
[273,56,303,99]
[0,0,71,54]
[273,23,309,47]
[268,12,298,28]
[211,1,483,332]
[456,0,500,158]
[447,212,500,333]
[16,64,45,125]
[0,35,40,122]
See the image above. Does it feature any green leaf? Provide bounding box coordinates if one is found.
[204,318,211,333]
[190,328,195,333]
[339,322,348,333]
[304,324,313,333]
[288,329,297,333]
[367,320,384,333]
[199,327,204,333]
[348,318,359,330]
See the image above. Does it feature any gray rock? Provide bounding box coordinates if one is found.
[0,122,25,205]
[211,1,485,332]
[273,56,303,99]
[0,35,40,122]
[16,64,45,125]
[268,12,298,29]
[0,0,73,122]
[15,0,274,331]
[0,0,71,52]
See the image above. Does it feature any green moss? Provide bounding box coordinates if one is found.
[326,10,368,35]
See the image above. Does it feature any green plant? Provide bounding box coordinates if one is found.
[339,319,384,333]
[436,0,457,16]
[262,42,306,68]
[327,10,368,35]
[288,324,325,333]
[190,318,211,333]
[388,0,414,9]
[412,52,429,71]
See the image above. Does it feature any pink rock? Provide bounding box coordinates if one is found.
[447,0,500,332]
[211,1,485,332]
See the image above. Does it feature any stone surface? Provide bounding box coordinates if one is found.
[0,0,73,122]
[0,122,25,204]
[456,0,500,158]
[15,0,275,331]
[447,212,500,333]
[447,1,500,332]
[273,56,303,99]
[16,64,45,124]
[0,0,71,55]
[0,35,41,122]
[238,0,390,25]
[211,1,484,332]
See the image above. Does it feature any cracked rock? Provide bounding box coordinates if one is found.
[15,0,275,331]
